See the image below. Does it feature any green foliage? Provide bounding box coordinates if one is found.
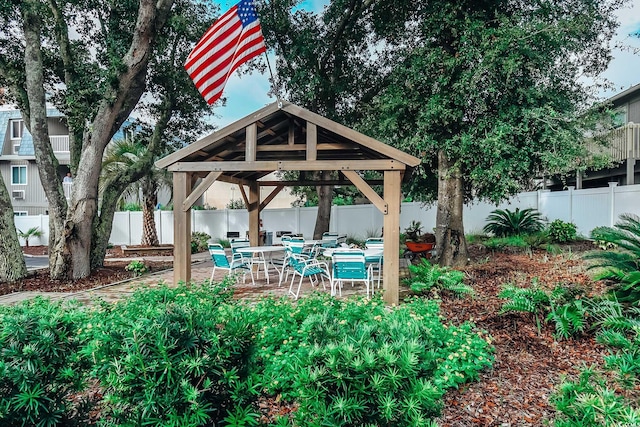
[483,208,545,237]
[499,281,587,337]
[17,226,43,247]
[191,231,211,254]
[83,282,255,426]
[125,260,147,276]
[406,258,474,297]
[217,238,231,248]
[404,220,424,241]
[245,294,493,426]
[552,300,640,426]
[586,214,640,303]
[483,235,530,252]
[121,202,142,211]
[332,194,354,206]
[548,220,578,243]
[227,199,246,210]
[0,298,90,426]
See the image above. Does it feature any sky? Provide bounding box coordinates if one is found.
[209,0,640,129]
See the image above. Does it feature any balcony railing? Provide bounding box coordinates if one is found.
[589,123,640,162]
[50,135,70,153]
[63,182,73,199]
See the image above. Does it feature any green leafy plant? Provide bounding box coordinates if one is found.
[483,208,545,237]
[245,294,493,426]
[17,226,43,247]
[191,231,211,254]
[483,235,530,252]
[586,214,640,304]
[83,281,257,426]
[217,238,231,248]
[405,258,474,297]
[125,259,148,276]
[227,199,246,209]
[548,220,578,243]
[121,202,142,211]
[404,220,424,241]
[0,298,90,426]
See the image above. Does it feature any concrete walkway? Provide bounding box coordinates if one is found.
[1,251,411,306]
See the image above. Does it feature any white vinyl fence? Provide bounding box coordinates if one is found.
[14,183,640,247]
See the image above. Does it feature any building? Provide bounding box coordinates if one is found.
[0,106,72,215]
[203,171,299,209]
[550,83,640,190]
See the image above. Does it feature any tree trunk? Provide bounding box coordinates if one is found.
[141,178,159,246]
[0,174,27,282]
[313,171,333,239]
[434,149,469,267]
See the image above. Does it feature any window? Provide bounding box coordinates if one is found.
[13,211,28,217]
[10,119,23,139]
[612,108,628,128]
[11,165,27,185]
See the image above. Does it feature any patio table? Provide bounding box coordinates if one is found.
[235,245,286,283]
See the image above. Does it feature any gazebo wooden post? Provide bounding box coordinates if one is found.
[383,170,402,305]
[248,181,260,246]
[173,172,192,285]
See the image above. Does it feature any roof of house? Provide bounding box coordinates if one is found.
[0,108,64,156]
[156,101,421,183]
[607,82,640,106]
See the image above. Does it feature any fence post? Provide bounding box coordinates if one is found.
[295,207,300,235]
[127,211,132,245]
[609,182,618,226]
[567,186,574,223]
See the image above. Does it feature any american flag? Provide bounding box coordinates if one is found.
[185,0,266,105]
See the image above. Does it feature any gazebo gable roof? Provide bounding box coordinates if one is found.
[156,101,420,181]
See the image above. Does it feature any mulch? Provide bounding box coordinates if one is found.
[11,241,612,426]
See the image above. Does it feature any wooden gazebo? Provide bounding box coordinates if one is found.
[156,101,420,305]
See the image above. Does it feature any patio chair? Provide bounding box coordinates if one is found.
[331,250,374,298]
[278,238,311,286]
[365,238,384,289]
[208,244,254,285]
[288,253,331,299]
[321,232,339,248]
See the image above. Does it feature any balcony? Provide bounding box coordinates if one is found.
[590,123,640,162]
[50,135,69,153]
[63,182,73,199]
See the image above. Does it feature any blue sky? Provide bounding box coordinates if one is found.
[211,0,640,128]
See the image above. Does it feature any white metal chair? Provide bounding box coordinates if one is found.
[288,253,331,299]
[331,249,373,298]
[208,244,254,285]
[365,238,384,289]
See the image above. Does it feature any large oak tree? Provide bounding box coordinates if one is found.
[364,0,621,266]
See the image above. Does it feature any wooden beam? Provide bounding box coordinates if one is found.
[182,171,221,211]
[229,143,353,152]
[257,179,384,187]
[248,182,260,246]
[342,171,388,214]
[259,185,284,211]
[168,160,405,172]
[173,172,192,285]
[156,102,281,169]
[306,122,317,161]
[282,103,421,167]
[246,123,257,162]
[238,184,250,208]
[216,174,252,187]
[382,170,401,306]
[288,119,295,145]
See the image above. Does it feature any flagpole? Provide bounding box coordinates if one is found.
[264,51,281,107]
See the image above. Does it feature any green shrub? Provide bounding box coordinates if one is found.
[405,258,474,297]
[483,207,545,237]
[246,294,493,425]
[125,259,147,276]
[586,214,640,304]
[217,238,231,248]
[548,220,578,243]
[0,298,90,426]
[83,281,256,426]
[122,202,142,211]
[483,235,530,252]
[191,231,211,254]
[552,301,640,426]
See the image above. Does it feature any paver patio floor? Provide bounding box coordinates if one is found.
[0,252,411,306]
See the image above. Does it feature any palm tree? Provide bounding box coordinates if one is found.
[101,139,172,246]
[17,226,44,247]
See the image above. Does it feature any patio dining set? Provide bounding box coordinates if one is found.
[208,233,384,300]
